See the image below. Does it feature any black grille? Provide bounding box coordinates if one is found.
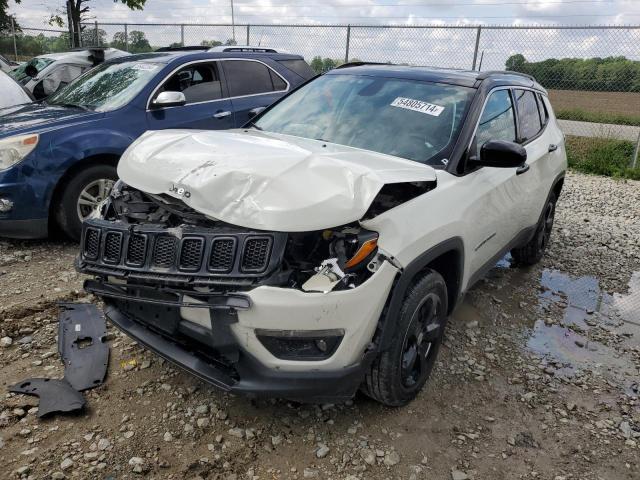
[126,234,147,266]
[103,231,122,264]
[84,228,100,260]
[179,238,204,270]
[209,238,236,272]
[152,236,177,268]
[241,237,271,272]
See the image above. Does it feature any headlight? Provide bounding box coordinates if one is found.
[0,134,39,171]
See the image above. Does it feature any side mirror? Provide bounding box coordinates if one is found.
[473,140,527,168]
[24,64,38,79]
[152,91,186,108]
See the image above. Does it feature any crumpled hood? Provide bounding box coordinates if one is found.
[118,129,437,232]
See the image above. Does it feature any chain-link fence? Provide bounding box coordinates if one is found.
[1,22,639,168]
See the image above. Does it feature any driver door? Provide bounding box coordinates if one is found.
[146,61,234,130]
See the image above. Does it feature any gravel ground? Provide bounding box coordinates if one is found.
[0,171,639,480]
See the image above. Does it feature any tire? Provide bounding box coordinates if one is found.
[511,191,557,266]
[362,269,448,407]
[55,164,118,241]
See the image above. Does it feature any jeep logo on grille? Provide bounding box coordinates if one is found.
[169,184,191,198]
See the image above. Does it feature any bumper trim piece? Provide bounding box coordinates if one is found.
[0,218,48,239]
[104,302,367,402]
[84,279,251,310]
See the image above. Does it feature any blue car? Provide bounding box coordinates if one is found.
[0,49,314,240]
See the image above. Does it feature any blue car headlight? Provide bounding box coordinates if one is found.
[0,134,39,171]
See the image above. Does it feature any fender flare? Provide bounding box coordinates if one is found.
[375,237,465,352]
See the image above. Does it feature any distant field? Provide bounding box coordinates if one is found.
[548,89,640,118]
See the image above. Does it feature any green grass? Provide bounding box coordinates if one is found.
[557,109,640,127]
[565,135,640,180]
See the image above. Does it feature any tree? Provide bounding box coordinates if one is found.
[201,40,223,47]
[50,0,146,48]
[1,0,20,32]
[505,54,526,71]
[110,31,127,51]
[128,30,151,53]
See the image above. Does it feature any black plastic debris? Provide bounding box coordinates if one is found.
[9,378,86,417]
[58,302,109,391]
[8,303,110,418]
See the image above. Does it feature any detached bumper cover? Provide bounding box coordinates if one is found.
[104,302,367,402]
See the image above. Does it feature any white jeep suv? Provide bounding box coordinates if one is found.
[77,64,566,406]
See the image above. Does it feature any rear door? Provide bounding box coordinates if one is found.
[146,60,234,130]
[221,59,289,127]
[513,89,558,228]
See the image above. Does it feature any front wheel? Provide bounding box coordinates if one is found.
[511,191,557,266]
[362,270,448,407]
[55,164,117,241]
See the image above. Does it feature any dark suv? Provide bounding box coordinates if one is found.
[0,49,314,240]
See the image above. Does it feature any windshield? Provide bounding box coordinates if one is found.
[9,57,55,83]
[255,73,474,165]
[46,61,162,112]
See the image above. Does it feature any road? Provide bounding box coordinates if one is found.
[558,119,640,142]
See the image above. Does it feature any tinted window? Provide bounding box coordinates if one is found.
[224,60,286,97]
[277,59,315,79]
[515,89,542,141]
[158,62,222,104]
[255,74,474,165]
[475,89,516,155]
[536,93,549,126]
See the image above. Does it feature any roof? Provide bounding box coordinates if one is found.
[328,63,545,91]
[37,48,129,64]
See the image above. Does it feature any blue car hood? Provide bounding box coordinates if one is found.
[0,102,103,138]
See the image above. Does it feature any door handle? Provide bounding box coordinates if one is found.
[548,144,558,152]
[516,163,530,175]
[213,110,232,119]
[248,106,267,118]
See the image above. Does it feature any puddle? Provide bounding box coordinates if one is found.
[526,269,640,392]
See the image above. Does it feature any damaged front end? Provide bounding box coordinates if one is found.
[77,181,402,401]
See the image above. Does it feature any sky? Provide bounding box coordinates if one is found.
[11,0,640,28]
[9,0,640,68]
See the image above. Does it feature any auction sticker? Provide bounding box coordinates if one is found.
[390,97,444,116]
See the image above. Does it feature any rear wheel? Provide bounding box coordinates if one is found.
[362,270,448,407]
[55,164,117,241]
[511,191,557,266]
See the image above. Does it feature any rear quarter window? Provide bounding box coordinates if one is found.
[277,59,315,80]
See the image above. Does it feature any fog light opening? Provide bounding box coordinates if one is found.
[256,329,344,361]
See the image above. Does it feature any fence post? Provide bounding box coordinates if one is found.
[124,23,128,52]
[471,26,482,70]
[180,24,185,46]
[246,25,250,45]
[10,17,18,61]
[95,21,99,46]
[345,25,351,63]
[632,130,640,169]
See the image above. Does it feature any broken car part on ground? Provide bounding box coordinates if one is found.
[8,303,109,417]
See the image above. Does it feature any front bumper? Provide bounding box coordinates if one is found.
[84,260,398,402]
[0,177,50,239]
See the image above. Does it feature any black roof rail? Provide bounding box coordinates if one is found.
[334,61,389,69]
[155,46,209,52]
[476,70,536,82]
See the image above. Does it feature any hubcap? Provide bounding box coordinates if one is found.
[400,293,443,389]
[77,178,115,221]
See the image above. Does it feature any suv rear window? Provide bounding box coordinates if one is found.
[277,59,315,80]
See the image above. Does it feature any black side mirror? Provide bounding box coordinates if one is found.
[474,140,527,168]
[25,65,38,78]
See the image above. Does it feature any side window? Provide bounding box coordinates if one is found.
[157,62,223,104]
[475,89,517,156]
[536,93,549,126]
[514,89,542,142]
[223,60,287,97]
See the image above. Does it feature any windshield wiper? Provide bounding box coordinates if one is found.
[248,121,262,131]
[50,102,93,112]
